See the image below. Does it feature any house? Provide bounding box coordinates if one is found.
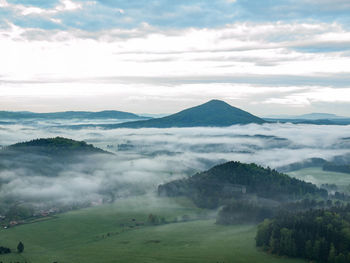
[9,221,18,226]
[41,212,49,217]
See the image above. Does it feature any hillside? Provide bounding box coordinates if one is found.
[158,161,327,208]
[276,158,327,172]
[0,110,148,120]
[107,100,265,128]
[2,137,109,156]
[0,137,111,174]
[277,153,350,174]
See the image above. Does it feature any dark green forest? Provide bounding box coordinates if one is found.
[256,205,350,262]
[158,161,328,208]
[216,199,337,225]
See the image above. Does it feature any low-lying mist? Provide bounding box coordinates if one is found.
[0,122,350,208]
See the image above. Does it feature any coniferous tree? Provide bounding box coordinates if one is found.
[17,241,24,253]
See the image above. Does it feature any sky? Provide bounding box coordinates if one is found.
[1,0,350,116]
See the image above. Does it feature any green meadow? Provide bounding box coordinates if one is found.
[0,196,306,263]
[288,166,350,190]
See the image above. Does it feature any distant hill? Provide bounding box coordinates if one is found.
[264,118,350,125]
[158,161,327,208]
[264,112,350,125]
[106,100,265,128]
[276,154,350,174]
[0,137,111,175]
[276,158,327,173]
[0,110,149,120]
[297,113,345,120]
[3,137,109,156]
[266,113,345,120]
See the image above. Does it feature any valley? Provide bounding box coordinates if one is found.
[1,101,350,263]
[0,196,306,263]
[2,0,350,261]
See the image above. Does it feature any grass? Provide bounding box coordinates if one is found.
[0,196,306,263]
[288,166,350,190]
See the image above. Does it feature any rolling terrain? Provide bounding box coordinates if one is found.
[0,117,349,263]
[288,167,350,192]
[0,196,306,263]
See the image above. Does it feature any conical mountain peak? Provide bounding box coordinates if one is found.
[113,100,265,128]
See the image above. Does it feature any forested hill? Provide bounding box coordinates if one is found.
[158,161,327,208]
[108,100,266,128]
[0,137,111,176]
[3,137,110,156]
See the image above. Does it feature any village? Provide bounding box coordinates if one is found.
[0,207,60,229]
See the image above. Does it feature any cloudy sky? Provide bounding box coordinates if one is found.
[1,0,350,116]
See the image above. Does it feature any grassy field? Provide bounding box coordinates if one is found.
[0,196,306,263]
[288,166,350,189]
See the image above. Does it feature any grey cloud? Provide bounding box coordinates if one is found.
[90,73,350,88]
[3,73,349,87]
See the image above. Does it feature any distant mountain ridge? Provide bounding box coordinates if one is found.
[105,100,265,128]
[0,110,149,120]
[3,102,349,128]
[263,118,350,125]
[266,112,347,120]
[298,113,345,119]
[264,110,350,126]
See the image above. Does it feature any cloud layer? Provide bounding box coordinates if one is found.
[1,122,350,206]
[0,0,350,115]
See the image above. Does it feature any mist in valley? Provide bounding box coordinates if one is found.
[1,121,350,209]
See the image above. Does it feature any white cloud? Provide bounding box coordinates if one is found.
[262,87,350,106]
[0,21,350,114]
[0,0,8,8]
[2,22,349,79]
[58,0,82,11]
[1,0,85,17]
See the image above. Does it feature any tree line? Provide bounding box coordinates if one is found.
[0,241,23,255]
[256,205,350,262]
